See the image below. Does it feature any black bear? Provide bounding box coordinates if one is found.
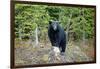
[48,20,66,55]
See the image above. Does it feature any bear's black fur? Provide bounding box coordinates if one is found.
[48,20,66,53]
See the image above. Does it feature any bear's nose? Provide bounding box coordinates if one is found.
[53,26,57,30]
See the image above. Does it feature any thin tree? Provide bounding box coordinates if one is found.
[35,24,39,46]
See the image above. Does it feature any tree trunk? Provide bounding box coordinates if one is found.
[66,12,73,43]
[35,25,39,46]
[19,25,23,44]
[81,8,86,46]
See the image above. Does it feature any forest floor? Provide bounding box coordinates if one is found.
[15,39,95,66]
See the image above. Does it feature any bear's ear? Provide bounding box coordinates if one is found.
[49,20,53,24]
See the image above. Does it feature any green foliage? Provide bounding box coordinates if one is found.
[15,4,95,40]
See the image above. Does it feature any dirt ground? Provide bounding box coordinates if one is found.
[15,39,95,66]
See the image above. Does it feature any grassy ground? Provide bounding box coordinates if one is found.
[15,39,95,66]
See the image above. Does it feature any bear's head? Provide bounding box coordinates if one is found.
[49,20,60,31]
